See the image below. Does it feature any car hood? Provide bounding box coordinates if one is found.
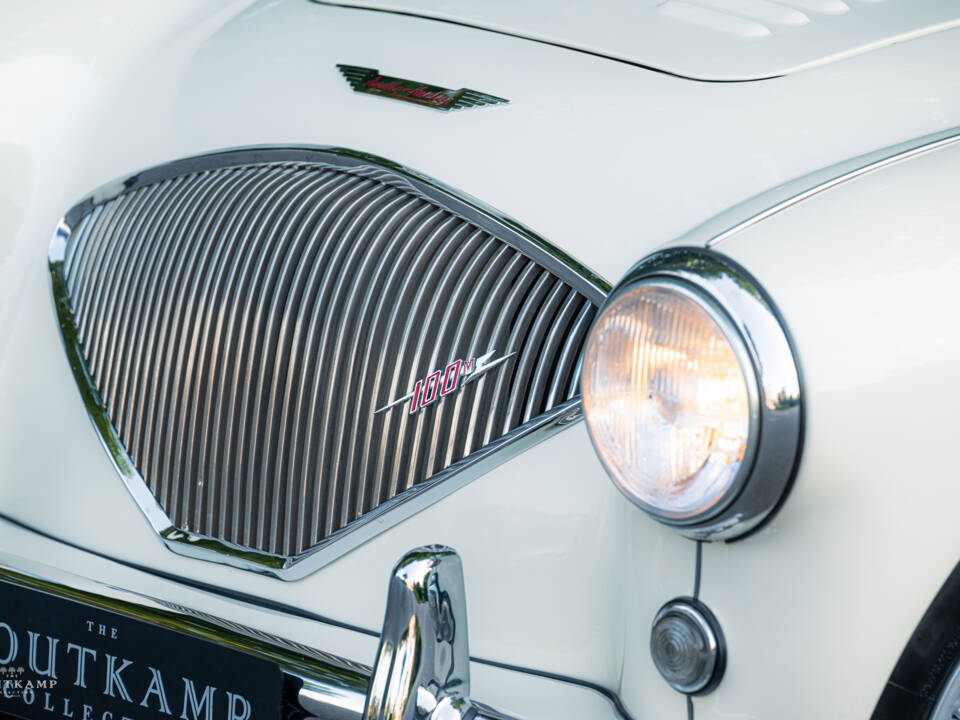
[314,0,960,81]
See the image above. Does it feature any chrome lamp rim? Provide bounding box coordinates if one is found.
[595,247,803,540]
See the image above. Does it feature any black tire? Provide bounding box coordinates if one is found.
[872,560,960,719]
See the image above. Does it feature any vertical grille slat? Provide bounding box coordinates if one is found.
[509,278,570,429]
[343,200,435,525]
[146,170,232,512]
[63,212,93,288]
[128,174,218,482]
[354,207,450,514]
[55,153,603,560]
[109,179,188,439]
[284,193,418,551]
[268,184,400,554]
[182,170,272,534]
[309,184,410,540]
[548,300,595,408]
[238,171,339,549]
[96,182,168,407]
[525,288,585,421]
[211,170,347,542]
[325,194,419,538]
[75,201,123,344]
[438,251,527,470]
[466,261,542,456]
[422,241,511,482]
[483,270,554,445]
[402,228,494,498]
[167,173,243,529]
[88,196,132,389]
[217,169,318,545]
[320,190,414,539]
[154,170,237,520]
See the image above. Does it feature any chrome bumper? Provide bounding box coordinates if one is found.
[304,545,513,720]
[0,545,511,720]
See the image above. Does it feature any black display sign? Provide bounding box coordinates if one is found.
[0,581,282,720]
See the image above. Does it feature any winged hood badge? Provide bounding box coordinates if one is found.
[337,64,509,111]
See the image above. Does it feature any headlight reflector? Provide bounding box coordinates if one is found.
[582,280,756,522]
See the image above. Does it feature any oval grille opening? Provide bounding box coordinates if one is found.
[52,149,604,565]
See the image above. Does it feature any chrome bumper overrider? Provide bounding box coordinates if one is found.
[0,546,512,720]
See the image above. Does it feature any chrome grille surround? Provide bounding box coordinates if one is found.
[49,147,608,579]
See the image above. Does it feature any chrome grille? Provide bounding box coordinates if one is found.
[52,148,605,565]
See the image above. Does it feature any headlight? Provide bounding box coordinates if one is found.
[583,279,757,522]
[582,248,801,539]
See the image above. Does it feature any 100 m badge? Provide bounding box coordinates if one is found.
[0,582,281,720]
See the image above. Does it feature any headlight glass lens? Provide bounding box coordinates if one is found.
[582,280,754,521]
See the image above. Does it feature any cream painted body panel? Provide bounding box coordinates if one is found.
[0,0,959,718]
[690,139,960,718]
[316,0,960,80]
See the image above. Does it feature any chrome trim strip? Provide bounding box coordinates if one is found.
[701,126,960,249]
[49,147,605,579]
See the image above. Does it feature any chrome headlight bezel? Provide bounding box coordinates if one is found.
[583,247,803,540]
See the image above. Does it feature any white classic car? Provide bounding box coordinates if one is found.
[2,1,959,718]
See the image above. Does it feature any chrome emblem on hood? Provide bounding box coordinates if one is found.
[337,64,509,111]
[374,350,517,415]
